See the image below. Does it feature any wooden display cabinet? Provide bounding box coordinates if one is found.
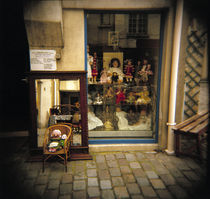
[28,71,92,160]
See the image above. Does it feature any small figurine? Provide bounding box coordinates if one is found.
[104,86,115,104]
[126,91,136,104]
[111,72,119,83]
[135,86,151,105]
[135,60,141,85]
[100,68,108,84]
[116,87,126,104]
[137,59,153,83]
[87,45,93,84]
[92,52,98,83]
[124,59,134,83]
[102,106,118,130]
[107,58,124,83]
[93,93,103,105]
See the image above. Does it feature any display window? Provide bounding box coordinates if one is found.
[86,11,163,141]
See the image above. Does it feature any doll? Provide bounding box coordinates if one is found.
[126,91,136,104]
[137,59,153,83]
[104,86,115,104]
[87,45,93,83]
[102,106,118,130]
[116,87,126,104]
[51,129,62,138]
[111,72,119,83]
[135,60,141,85]
[124,59,134,83]
[135,86,151,105]
[92,52,98,83]
[100,68,108,84]
[93,93,103,105]
[107,58,124,83]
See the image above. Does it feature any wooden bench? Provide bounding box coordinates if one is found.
[173,110,209,160]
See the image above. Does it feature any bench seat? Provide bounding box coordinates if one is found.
[173,110,209,160]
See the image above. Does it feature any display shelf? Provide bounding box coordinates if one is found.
[88,80,154,133]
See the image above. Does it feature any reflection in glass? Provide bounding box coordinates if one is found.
[35,79,81,147]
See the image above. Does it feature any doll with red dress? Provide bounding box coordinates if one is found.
[92,52,98,83]
[116,87,126,104]
[124,59,134,83]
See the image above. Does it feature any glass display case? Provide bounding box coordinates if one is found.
[28,71,91,160]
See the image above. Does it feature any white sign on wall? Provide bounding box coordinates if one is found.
[30,49,57,71]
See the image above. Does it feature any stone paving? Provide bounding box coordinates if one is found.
[0,140,209,199]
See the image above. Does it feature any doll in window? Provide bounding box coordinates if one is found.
[92,52,98,83]
[116,87,126,104]
[102,105,118,130]
[93,92,103,105]
[126,91,136,104]
[107,58,124,84]
[124,59,134,83]
[135,86,151,105]
[111,72,119,83]
[104,86,115,105]
[87,45,93,84]
[134,60,141,86]
[100,68,108,84]
[137,59,153,83]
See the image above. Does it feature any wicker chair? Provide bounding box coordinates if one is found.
[43,124,72,172]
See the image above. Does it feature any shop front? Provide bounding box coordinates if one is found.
[24,0,208,155]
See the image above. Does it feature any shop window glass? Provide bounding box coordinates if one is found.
[87,12,161,139]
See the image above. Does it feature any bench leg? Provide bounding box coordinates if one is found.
[42,155,45,173]
[175,133,180,156]
[196,134,201,160]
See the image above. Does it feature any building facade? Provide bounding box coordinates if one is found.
[23,0,208,153]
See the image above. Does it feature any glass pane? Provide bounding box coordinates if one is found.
[35,79,82,147]
[87,12,161,139]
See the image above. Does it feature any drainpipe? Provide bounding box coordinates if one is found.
[165,0,184,155]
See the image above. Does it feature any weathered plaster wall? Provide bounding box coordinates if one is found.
[24,0,63,69]
[62,0,173,9]
[59,9,85,71]
[24,0,62,22]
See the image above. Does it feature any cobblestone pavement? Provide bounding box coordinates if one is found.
[0,138,209,199]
